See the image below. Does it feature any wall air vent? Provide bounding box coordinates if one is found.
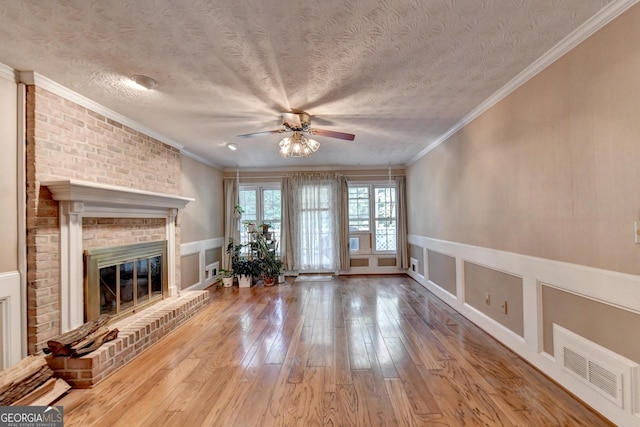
[554,324,639,411]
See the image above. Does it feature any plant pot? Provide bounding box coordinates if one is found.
[238,274,252,288]
[264,277,275,287]
[222,276,233,287]
[247,224,256,232]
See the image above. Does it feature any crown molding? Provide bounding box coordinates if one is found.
[17,71,185,153]
[408,0,640,166]
[180,149,223,169]
[0,62,15,81]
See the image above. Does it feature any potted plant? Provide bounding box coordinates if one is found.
[233,258,261,288]
[259,222,271,236]
[243,220,256,233]
[219,269,234,287]
[233,204,244,220]
[252,233,282,286]
[261,256,283,287]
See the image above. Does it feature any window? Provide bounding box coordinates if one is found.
[298,183,335,270]
[373,186,396,251]
[238,185,281,251]
[348,183,396,253]
[348,186,370,231]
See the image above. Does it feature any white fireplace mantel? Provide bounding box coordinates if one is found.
[43,179,194,211]
[42,179,194,332]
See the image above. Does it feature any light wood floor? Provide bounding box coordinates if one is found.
[58,275,612,426]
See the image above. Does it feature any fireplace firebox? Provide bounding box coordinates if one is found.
[84,241,168,322]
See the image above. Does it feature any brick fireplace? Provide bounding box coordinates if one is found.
[24,82,196,355]
[43,179,193,331]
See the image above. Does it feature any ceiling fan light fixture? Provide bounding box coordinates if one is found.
[130,75,158,90]
[279,132,320,158]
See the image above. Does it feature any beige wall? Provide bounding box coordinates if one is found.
[407,3,640,276]
[0,76,18,272]
[180,155,224,243]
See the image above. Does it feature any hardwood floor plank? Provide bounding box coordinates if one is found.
[287,323,312,384]
[232,364,282,426]
[384,336,442,415]
[264,314,304,365]
[59,277,613,427]
[384,378,448,427]
[363,323,399,379]
[364,342,400,425]
[278,366,325,426]
[307,319,330,367]
[334,326,352,386]
[346,318,371,370]
[87,357,202,427]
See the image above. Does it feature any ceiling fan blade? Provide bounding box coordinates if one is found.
[309,128,356,141]
[282,112,302,128]
[236,129,283,138]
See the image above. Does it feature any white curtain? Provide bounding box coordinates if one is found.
[286,173,342,272]
[223,178,239,270]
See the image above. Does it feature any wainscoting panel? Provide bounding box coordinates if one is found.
[407,234,640,427]
[0,271,23,369]
[427,249,456,296]
[180,238,224,290]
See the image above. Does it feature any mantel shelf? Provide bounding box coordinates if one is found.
[42,179,194,210]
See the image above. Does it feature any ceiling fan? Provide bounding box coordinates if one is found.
[237,111,356,141]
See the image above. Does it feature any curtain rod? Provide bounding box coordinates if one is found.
[224,174,405,180]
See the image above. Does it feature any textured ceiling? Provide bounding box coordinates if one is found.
[0,0,618,169]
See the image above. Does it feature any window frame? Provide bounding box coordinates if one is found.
[238,183,282,252]
[347,181,397,255]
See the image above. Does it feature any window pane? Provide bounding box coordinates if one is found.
[348,185,369,231]
[374,186,396,252]
[239,188,257,245]
[262,189,281,220]
[375,219,397,251]
[239,185,282,254]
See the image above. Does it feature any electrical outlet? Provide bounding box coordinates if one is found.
[635,221,640,244]
[484,293,490,305]
[501,301,508,314]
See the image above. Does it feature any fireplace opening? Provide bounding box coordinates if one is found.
[84,241,168,323]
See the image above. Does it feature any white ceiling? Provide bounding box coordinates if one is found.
[0,0,625,169]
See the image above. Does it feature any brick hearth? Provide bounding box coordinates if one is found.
[46,290,210,388]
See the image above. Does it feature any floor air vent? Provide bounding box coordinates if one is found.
[554,324,639,410]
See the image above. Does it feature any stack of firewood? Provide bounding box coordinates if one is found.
[45,314,119,358]
[0,355,70,406]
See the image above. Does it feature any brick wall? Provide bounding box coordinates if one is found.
[25,85,183,353]
[82,218,166,249]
